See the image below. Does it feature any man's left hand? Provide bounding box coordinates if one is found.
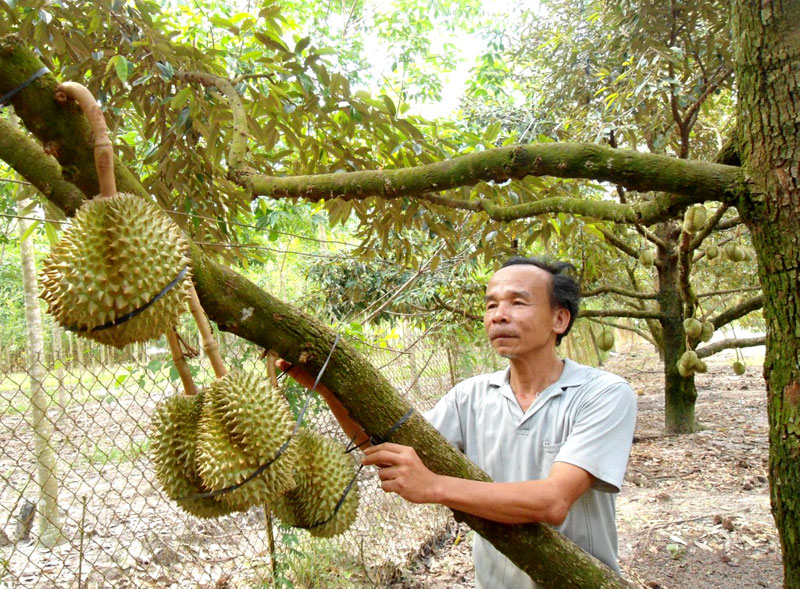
[362,443,440,504]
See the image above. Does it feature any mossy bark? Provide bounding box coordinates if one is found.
[732,3,800,585]
[655,223,697,434]
[0,38,630,588]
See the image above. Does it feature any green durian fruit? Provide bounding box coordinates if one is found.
[694,359,708,374]
[724,242,746,263]
[733,361,746,375]
[683,205,707,233]
[195,373,297,510]
[271,430,359,538]
[677,350,700,377]
[705,244,720,260]
[597,330,615,352]
[683,318,703,339]
[150,392,235,518]
[700,321,715,343]
[40,193,191,348]
[639,250,655,267]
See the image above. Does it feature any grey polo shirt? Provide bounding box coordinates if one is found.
[425,359,637,588]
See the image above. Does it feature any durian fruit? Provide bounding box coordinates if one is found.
[683,205,707,233]
[733,361,747,375]
[195,371,297,510]
[700,321,715,343]
[639,250,655,267]
[40,193,191,348]
[677,350,705,378]
[149,392,236,518]
[271,430,359,538]
[705,244,720,260]
[597,330,615,352]
[724,242,746,263]
[683,318,703,339]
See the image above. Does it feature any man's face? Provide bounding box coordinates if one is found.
[483,264,570,359]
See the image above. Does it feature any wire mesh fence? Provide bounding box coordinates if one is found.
[0,320,510,588]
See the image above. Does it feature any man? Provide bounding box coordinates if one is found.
[280,256,637,587]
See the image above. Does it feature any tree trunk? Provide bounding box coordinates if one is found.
[18,197,63,548]
[657,223,697,433]
[733,4,800,585]
[50,321,66,429]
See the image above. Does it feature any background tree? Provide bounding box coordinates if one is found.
[452,0,763,433]
[1,0,799,585]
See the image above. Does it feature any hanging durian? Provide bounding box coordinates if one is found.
[39,82,190,348]
[271,430,360,538]
[149,392,236,519]
[195,371,297,510]
[597,330,615,352]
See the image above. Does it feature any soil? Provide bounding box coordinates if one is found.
[394,343,784,588]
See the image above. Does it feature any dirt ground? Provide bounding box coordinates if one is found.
[395,343,784,588]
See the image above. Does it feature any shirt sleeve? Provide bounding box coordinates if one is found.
[553,378,637,493]
[424,387,465,452]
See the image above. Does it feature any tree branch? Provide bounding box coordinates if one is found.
[0,118,85,215]
[709,295,764,329]
[696,336,765,359]
[579,309,664,319]
[581,285,658,300]
[583,317,657,347]
[231,143,743,225]
[597,227,639,259]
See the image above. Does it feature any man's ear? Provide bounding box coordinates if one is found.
[553,307,570,335]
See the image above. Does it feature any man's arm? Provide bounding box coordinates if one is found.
[362,442,594,526]
[276,359,371,448]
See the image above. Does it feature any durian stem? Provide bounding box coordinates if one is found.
[53,82,117,198]
[166,328,198,396]
[188,285,227,378]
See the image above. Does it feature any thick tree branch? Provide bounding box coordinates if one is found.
[697,286,761,298]
[232,143,743,225]
[0,117,84,215]
[709,295,764,329]
[696,336,766,359]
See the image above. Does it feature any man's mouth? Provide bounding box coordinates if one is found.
[490,333,516,341]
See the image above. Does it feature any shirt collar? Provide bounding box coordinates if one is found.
[488,358,586,391]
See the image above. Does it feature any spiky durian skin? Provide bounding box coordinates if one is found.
[271,430,359,538]
[195,400,297,511]
[40,193,191,348]
[149,392,235,519]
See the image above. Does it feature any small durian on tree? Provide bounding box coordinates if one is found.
[705,244,720,260]
[683,318,703,339]
[724,242,746,263]
[700,321,715,343]
[597,330,615,352]
[733,361,747,375]
[271,430,360,538]
[39,82,191,348]
[683,205,707,233]
[677,350,707,377]
[638,250,656,267]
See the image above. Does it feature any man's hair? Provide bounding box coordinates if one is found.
[499,256,580,346]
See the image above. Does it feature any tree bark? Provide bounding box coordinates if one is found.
[656,223,697,433]
[733,3,800,585]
